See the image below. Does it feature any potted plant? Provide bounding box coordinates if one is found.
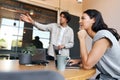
[19,44,36,65]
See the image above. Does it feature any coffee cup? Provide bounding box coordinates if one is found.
[56,55,70,71]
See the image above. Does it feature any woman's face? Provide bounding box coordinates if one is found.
[80,13,95,30]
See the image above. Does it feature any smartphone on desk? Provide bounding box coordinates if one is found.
[66,62,80,69]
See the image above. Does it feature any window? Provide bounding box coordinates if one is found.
[0,18,50,50]
[0,18,24,50]
[32,27,50,48]
[0,0,57,57]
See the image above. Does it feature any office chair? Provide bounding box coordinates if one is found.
[0,70,65,80]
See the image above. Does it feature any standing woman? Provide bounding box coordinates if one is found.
[70,9,120,79]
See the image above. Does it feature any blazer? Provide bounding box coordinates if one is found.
[34,22,74,58]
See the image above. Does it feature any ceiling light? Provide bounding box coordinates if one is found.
[77,0,83,3]
[30,10,34,15]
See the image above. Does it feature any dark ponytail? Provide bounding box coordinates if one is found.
[84,9,120,41]
[107,28,120,41]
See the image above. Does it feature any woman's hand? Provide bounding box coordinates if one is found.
[20,14,34,24]
[77,30,87,40]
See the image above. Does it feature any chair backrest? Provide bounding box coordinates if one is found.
[0,70,65,80]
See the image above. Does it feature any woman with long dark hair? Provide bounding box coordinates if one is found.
[70,9,120,79]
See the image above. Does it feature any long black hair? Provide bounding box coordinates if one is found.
[84,9,120,41]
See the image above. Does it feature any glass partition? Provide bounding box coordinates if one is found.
[0,0,57,59]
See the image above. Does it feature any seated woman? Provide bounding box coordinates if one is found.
[70,9,120,79]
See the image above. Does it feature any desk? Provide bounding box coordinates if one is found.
[0,60,96,80]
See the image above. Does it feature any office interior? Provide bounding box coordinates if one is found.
[0,0,120,59]
[0,0,80,59]
[0,0,120,79]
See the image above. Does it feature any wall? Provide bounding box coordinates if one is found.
[68,15,80,59]
[18,0,83,17]
[60,0,82,17]
[83,0,120,33]
[82,0,120,51]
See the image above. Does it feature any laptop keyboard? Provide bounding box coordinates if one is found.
[66,62,80,69]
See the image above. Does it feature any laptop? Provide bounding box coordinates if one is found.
[66,62,80,69]
[31,49,49,65]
